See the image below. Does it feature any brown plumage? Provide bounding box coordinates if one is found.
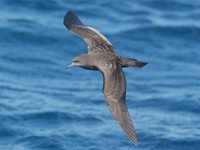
[64,11,148,146]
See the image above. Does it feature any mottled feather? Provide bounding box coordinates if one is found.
[99,60,138,145]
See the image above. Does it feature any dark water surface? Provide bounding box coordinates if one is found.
[0,0,200,149]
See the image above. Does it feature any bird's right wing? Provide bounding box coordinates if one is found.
[99,60,138,146]
[63,11,115,54]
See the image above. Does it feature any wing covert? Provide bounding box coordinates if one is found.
[63,11,115,54]
[100,60,138,145]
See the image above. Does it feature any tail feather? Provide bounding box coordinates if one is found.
[133,61,148,68]
[122,58,148,68]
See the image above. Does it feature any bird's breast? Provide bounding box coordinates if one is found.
[81,65,99,71]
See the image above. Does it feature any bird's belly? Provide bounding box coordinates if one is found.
[81,66,99,71]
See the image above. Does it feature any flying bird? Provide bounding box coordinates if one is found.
[63,11,147,146]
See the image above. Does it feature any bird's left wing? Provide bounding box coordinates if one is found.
[99,60,138,146]
[63,11,115,54]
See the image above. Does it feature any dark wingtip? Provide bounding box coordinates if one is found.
[63,11,84,30]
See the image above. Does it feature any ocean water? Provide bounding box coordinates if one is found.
[0,0,200,149]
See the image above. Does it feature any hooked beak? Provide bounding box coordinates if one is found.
[66,63,75,69]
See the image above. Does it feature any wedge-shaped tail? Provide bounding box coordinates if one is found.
[121,58,148,68]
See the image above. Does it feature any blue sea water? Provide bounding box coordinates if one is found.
[0,0,200,149]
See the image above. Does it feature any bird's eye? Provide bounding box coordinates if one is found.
[73,60,79,63]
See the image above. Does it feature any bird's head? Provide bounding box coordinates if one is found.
[67,54,89,68]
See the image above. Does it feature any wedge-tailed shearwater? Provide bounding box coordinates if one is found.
[63,11,147,146]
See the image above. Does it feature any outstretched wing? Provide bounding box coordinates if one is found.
[63,11,115,54]
[99,60,138,146]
